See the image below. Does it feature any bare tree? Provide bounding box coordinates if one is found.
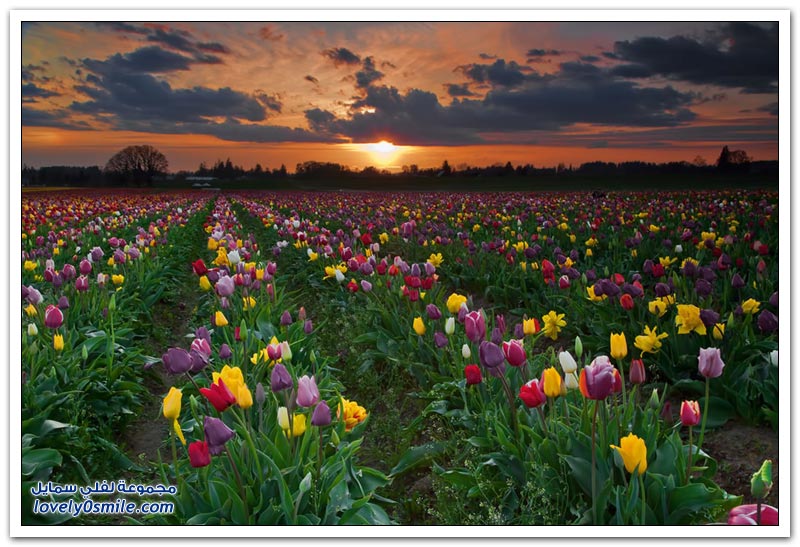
[105,145,168,186]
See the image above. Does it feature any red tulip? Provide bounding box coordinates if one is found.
[680,400,701,426]
[192,259,208,276]
[199,378,236,412]
[620,293,634,310]
[464,364,482,385]
[519,379,546,408]
[188,441,211,468]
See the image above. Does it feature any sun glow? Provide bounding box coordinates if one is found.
[359,140,403,167]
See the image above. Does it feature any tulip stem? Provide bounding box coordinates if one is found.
[697,377,710,456]
[591,399,599,525]
[686,426,693,486]
[757,501,762,525]
[639,473,646,525]
[499,374,519,437]
[231,408,263,480]
[537,406,548,435]
[225,445,250,523]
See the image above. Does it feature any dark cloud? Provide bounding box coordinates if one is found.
[580,55,600,63]
[444,83,475,97]
[456,59,531,88]
[479,53,498,60]
[306,53,701,146]
[756,102,778,116]
[322,47,361,67]
[96,22,149,35]
[610,22,778,93]
[197,42,231,54]
[22,107,91,130]
[255,91,282,113]
[526,48,562,57]
[147,28,195,52]
[22,83,60,102]
[259,25,284,42]
[381,60,397,70]
[304,75,320,85]
[355,56,384,89]
[110,115,342,143]
[82,46,198,74]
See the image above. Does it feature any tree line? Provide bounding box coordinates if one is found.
[22,145,773,187]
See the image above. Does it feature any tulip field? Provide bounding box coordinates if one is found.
[19,187,780,528]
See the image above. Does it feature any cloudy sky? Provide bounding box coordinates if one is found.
[21,20,779,172]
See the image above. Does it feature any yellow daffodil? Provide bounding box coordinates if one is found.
[24,303,38,317]
[542,310,566,341]
[428,253,444,267]
[23,260,37,271]
[675,304,706,335]
[243,296,256,310]
[634,325,668,355]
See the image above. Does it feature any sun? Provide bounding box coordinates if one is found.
[369,140,396,154]
[360,140,402,166]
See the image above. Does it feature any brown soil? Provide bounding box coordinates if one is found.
[703,420,779,509]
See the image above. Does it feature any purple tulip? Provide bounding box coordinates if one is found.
[26,286,43,305]
[75,275,89,292]
[311,401,332,427]
[731,273,745,289]
[79,259,92,275]
[698,347,725,379]
[113,249,126,264]
[695,278,712,298]
[207,269,220,283]
[304,319,313,334]
[757,310,778,333]
[44,305,63,329]
[195,326,211,343]
[479,341,505,370]
[681,260,697,278]
[90,247,104,263]
[699,309,720,328]
[424,262,436,277]
[57,296,70,310]
[189,350,209,373]
[457,305,468,323]
[162,347,193,375]
[270,363,293,392]
[215,275,235,297]
[204,416,235,455]
[495,314,506,334]
[490,327,503,345]
[434,331,448,348]
[62,263,76,280]
[769,291,778,309]
[280,311,293,326]
[360,280,373,292]
[128,247,141,260]
[426,304,442,320]
[654,283,672,298]
[582,356,615,400]
[465,311,486,343]
[296,375,320,407]
[218,343,232,360]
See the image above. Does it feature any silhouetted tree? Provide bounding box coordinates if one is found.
[716,145,751,173]
[441,160,452,176]
[105,145,168,186]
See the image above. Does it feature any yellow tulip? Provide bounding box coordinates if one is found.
[741,298,760,315]
[648,299,667,317]
[610,433,648,475]
[112,274,125,286]
[208,238,219,250]
[199,276,211,291]
[541,310,566,341]
[413,316,426,336]
[712,323,726,340]
[339,398,368,432]
[243,296,256,310]
[162,387,182,421]
[610,332,628,360]
[24,303,38,317]
[237,384,253,409]
[542,367,562,398]
[53,333,64,351]
[213,365,244,400]
[214,311,228,327]
[446,293,467,314]
[287,413,306,438]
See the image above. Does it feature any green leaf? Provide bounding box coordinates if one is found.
[389,442,446,476]
[21,448,62,476]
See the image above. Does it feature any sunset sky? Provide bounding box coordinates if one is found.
[21,20,779,172]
